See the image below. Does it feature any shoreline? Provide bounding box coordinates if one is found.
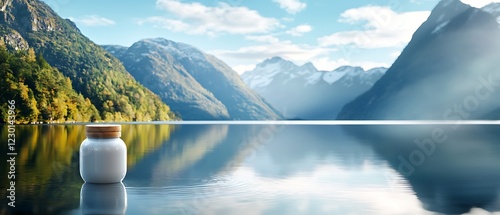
[3,120,500,126]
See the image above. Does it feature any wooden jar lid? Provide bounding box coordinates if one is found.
[85,124,121,138]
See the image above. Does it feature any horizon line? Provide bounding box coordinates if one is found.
[149,120,500,125]
[15,120,500,126]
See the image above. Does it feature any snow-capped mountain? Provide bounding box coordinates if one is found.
[242,57,304,89]
[242,57,386,119]
[103,38,282,120]
[338,0,500,120]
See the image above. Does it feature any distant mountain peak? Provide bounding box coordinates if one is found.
[136,37,206,61]
[259,57,316,69]
[142,37,193,49]
[335,65,363,72]
[322,66,366,85]
[301,62,316,69]
[432,0,469,21]
[440,0,462,7]
[245,58,386,88]
[140,38,190,49]
[438,0,480,9]
[254,56,297,72]
[366,67,388,74]
[261,56,288,64]
[483,2,500,8]
[482,3,500,18]
[270,56,284,60]
[104,37,281,120]
[103,44,127,50]
[242,60,386,119]
[146,37,172,43]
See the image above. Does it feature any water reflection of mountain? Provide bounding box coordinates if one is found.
[344,125,500,214]
[244,125,383,178]
[4,124,500,214]
[123,125,387,187]
[0,124,174,215]
[125,125,273,186]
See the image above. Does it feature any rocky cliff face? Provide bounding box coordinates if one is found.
[0,0,72,51]
[0,25,28,50]
[0,0,60,32]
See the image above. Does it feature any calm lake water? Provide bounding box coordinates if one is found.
[1,123,500,215]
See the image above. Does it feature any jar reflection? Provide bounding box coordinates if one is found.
[80,182,127,215]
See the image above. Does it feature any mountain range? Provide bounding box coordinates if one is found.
[103,38,281,120]
[4,0,499,122]
[242,57,386,119]
[0,0,176,122]
[338,0,500,120]
[0,0,280,122]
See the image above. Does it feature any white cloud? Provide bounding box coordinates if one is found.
[354,61,391,70]
[312,57,390,71]
[245,35,280,43]
[69,15,115,27]
[409,0,435,4]
[211,37,333,67]
[273,0,307,14]
[390,51,401,59]
[233,64,256,75]
[213,33,392,74]
[318,6,430,49]
[286,24,312,36]
[137,17,190,32]
[139,0,281,35]
[312,57,350,71]
[204,165,431,215]
[460,0,500,8]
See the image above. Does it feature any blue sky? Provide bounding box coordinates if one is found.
[41,0,499,74]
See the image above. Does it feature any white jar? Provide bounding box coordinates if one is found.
[80,124,127,183]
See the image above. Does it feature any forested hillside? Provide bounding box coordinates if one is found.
[0,0,177,122]
[0,45,99,123]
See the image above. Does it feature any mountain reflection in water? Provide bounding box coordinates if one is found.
[1,123,499,215]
